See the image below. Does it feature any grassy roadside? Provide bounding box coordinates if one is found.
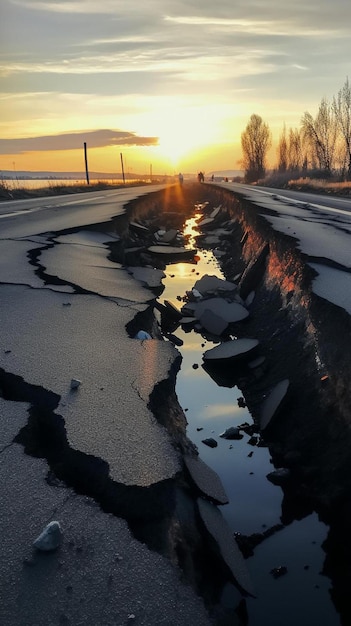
[261,172,351,196]
[0,179,160,201]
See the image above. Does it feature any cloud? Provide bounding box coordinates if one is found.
[12,0,121,13]
[0,129,159,155]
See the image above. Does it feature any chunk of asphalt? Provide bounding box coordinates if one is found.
[193,297,249,323]
[260,379,290,431]
[197,499,255,597]
[159,229,178,244]
[203,338,259,362]
[194,274,237,295]
[199,309,228,336]
[184,455,229,505]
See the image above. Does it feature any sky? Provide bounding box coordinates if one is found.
[0,0,351,176]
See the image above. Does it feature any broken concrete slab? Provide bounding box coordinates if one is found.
[159,229,178,244]
[197,217,214,228]
[127,266,166,288]
[199,309,228,336]
[193,297,249,324]
[203,235,220,246]
[54,231,120,247]
[193,274,237,295]
[197,498,255,596]
[203,338,259,362]
[184,455,229,505]
[40,242,152,302]
[162,299,183,320]
[0,284,181,487]
[239,243,270,300]
[129,220,150,234]
[0,239,74,293]
[147,245,197,261]
[260,379,290,431]
[179,316,197,325]
[210,205,222,219]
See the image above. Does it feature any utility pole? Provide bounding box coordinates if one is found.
[150,163,152,181]
[83,142,90,185]
[120,152,125,185]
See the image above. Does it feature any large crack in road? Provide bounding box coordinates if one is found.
[1,182,351,625]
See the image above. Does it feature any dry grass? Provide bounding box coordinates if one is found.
[0,178,152,201]
[287,177,351,195]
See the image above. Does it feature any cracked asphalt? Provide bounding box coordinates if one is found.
[0,187,212,625]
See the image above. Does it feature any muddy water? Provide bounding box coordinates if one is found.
[159,215,339,625]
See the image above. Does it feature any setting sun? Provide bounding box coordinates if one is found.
[146,106,220,169]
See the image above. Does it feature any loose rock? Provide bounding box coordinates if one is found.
[219,427,243,440]
[33,521,62,552]
[202,438,218,448]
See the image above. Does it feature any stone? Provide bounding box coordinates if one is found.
[70,378,81,390]
[202,438,218,448]
[219,427,243,440]
[270,566,288,579]
[33,521,62,552]
[134,330,152,340]
[267,468,291,485]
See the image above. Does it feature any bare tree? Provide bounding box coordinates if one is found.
[333,77,351,178]
[277,124,288,172]
[287,127,303,171]
[301,98,337,173]
[241,114,271,182]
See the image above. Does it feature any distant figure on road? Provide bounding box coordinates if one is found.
[178,172,184,185]
[211,174,214,181]
[197,171,204,183]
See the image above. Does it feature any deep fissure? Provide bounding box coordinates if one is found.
[2,184,351,624]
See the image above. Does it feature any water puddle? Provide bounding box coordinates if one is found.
[158,211,339,625]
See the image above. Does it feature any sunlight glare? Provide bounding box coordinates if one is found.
[154,108,218,167]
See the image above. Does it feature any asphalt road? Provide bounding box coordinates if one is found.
[217,181,351,216]
[0,183,214,626]
[0,185,166,238]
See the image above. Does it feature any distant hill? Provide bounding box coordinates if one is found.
[1,169,244,180]
[0,170,129,180]
[207,169,244,178]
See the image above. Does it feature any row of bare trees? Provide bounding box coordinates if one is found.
[241,77,351,182]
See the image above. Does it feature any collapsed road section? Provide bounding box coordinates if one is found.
[0,182,350,625]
